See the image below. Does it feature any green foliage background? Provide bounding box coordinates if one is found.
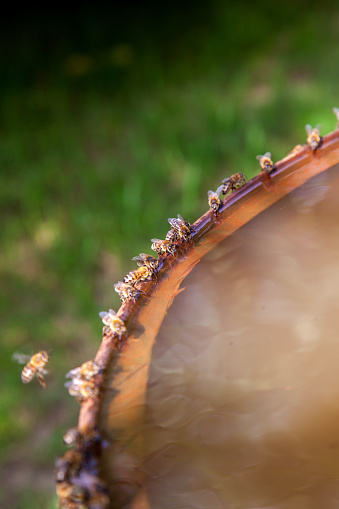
[1,1,339,506]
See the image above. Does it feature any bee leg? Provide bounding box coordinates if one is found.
[37,373,47,389]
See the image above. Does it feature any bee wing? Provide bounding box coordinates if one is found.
[305,124,312,134]
[207,190,216,199]
[151,238,162,243]
[264,152,271,159]
[221,177,230,185]
[315,123,321,131]
[333,107,339,120]
[12,352,31,365]
[132,254,144,262]
[215,185,224,197]
[256,154,263,161]
[108,309,117,316]
[167,218,178,228]
[177,214,184,223]
[99,311,107,319]
[65,366,80,379]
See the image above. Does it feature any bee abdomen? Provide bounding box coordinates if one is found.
[21,364,35,383]
[123,267,150,285]
[166,229,179,242]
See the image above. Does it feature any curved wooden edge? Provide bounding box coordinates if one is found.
[57,128,339,508]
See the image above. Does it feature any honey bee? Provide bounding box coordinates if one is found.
[167,214,192,241]
[57,481,89,507]
[151,238,176,256]
[333,107,339,128]
[123,265,152,285]
[286,144,304,158]
[132,253,158,270]
[13,351,49,388]
[65,378,99,400]
[256,152,274,173]
[56,480,74,500]
[65,360,100,381]
[207,185,224,212]
[84,478,110,508]
[305,124,322,150]
[165,228,179,243]
[221,172,247,195]
[55,450,82,482]
[114,281,140,303]
[98,309,126,338]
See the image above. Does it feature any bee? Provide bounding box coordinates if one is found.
[151,238,176,256]
[57,481,89,508]
[165,228,180,243]
[63,427,82,447]
[167,214,192,241]
[13,351,49,388]
[123,265,152,285]
[98,309,126,338]
[55,450,82,482]
[114,281,140,303]
[65,360,100,381]
[65,378,99,400]
[333,107,339,128]
[305,124,322,150]
[286,144,304,158]
[68,484,89,504]
[132,253,158,270]
[207,185,224,213]
[56,480,74,500]
[256,152,274,173]
[84,479,110,508]
[221,172,247,195]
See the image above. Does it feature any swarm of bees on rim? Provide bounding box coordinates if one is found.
[13,109,339,508]
[14,110,339,390]
[56,426,109,508]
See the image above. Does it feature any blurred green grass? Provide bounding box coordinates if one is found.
[1,0,339,506]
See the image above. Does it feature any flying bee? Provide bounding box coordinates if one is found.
[114,281,140,303]
[256,152,274,173]
[123,265,152,285]
[99,309,126,338]
[65,360,100,381]
[13,350,49,388]
[65,378,99,400]
[207,184,224,213]
[167,214,192,241]
[151,238,176,256]
[333,107,339,128]
[132,253,158,270]
[305,124,322,150]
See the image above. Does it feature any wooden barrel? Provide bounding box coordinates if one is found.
[57,126,339,509]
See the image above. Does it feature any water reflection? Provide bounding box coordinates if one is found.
[143,165,339,508]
